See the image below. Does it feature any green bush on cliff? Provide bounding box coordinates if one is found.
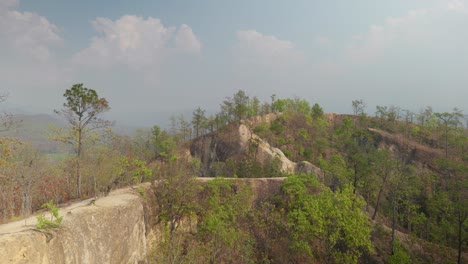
[36,200,63,231]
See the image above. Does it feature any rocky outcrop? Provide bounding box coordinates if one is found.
[190,121,324,179]
[243,113,280,127]
[368,128,443,163]
[0,178,289,264]
[296,161,324,181]
[190,124,245,175]
[0,188,148,264]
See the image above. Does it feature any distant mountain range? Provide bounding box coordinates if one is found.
[1,113,144,153]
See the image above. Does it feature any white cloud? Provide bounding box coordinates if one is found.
[73,15,202,69]
[0,0,18,11]
[234,30,304,67]
[346,9,428,64]
[315,36,331,46]
[328,5,468,112]
[344,4,468,67]
[175,24,202,53]
[448,0,468,13]
[0,0,62,61]
[0,0,67,111]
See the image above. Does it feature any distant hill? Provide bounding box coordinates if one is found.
[1,114,66,153]
[0,113,144,153]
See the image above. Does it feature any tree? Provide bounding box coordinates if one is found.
[418,106,433,127]
[283,174,372,263]
[334,117,375,195]
[83,143,128,196]
[270,94,277,112]
[375,105,388,121]
[54,83,112,198]
[352,99,366,116]
[197,178,254,263]
[375,105,400,129]
[435,159,468,264]
[387,106,401,123]
[249,96,260,117]
[178,114,192,142]
[434,109,463,158]
[318,154,353,190]
[0,138,41,220]
[132,129,157,161]
[221,90,250,123]
[259,102,272,115]
[153,160,201,238]
[280,97,311,115]
[192,107,207,138]
[150,125,176,160]
[0,93,21,132]
[311,103,324,119]
[169,114,192,142]
[379,162,427,259]
[388,240,411,264]
[13,143,46,217]
[372,150,397,220]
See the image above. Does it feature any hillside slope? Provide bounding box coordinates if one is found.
[189,112,467,263]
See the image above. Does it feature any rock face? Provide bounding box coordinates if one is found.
[368,128,443,164]
[190,124,244,175]
[0,178,289,264]
[296,161,324,181]
[0,188,147,264]
[190,121,324,179]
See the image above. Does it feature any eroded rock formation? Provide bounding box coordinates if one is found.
[190,120,324,180]
[0,178,287,264]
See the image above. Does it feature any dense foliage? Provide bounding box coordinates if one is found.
[150,172,372,264]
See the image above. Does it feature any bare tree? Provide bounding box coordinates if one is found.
[435,108,463,158]
[0,93,21,133]
[352,99,366,116]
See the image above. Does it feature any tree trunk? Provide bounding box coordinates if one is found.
[20,180,29,217]
[457,211,466,264]
[407,207,412,234]
[373,172,389,220]
[76,159,81,198]
[372,187,384,220]
[445,125,448,159]
[21,189,32,217]
[353,163,358,194]
[76,129,82,198]
[391,192,396,255]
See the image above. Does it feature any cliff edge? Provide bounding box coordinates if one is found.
[0,188,147,264]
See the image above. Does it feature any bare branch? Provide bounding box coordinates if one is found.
[0,93,22,133]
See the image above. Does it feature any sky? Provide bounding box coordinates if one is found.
[1,0,467,127]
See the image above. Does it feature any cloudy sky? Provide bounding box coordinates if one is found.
[1,0,467,126]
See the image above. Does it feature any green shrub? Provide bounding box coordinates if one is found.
[36,200,63,230]
[136,186,147,199]
[389,240,412,264]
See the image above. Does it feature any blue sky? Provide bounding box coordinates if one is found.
[1,0,467,126]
